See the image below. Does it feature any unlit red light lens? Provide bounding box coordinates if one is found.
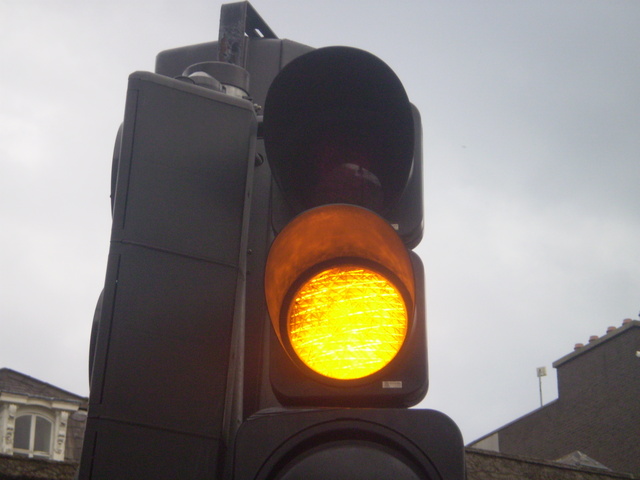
[287,265,408,380]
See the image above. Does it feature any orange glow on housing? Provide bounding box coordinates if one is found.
[265,204,415,381]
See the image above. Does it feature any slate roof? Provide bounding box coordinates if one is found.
[0,454,77,480]
[466,448,638,480]
[0,369,87,407]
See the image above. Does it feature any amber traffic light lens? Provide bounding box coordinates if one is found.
[287,264,408,380]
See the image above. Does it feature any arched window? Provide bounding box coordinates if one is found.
[13,413,53,459]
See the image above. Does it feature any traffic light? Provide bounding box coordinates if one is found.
[262,46,426,407]
[233,409,463,480]
[232,44,464,479]
[80,2,465,479]
[79,68,259,478]
[265,203,424,405]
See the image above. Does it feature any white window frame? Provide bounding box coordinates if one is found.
[13,409,55,459]
[1,392,80,461]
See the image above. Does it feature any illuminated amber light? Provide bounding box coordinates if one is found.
[287,264,408,380]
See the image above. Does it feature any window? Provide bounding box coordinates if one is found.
[13,414,53,459]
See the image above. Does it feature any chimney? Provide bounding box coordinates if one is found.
[606,326,616,334]
[574,343,584,351]
[588,335,599,343]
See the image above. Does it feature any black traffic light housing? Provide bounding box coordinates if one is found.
[80,70,258,478]
[265,47,423,249]
[233,409,464,480]
[80,3,464,479]
[264,47,413,215]
[263,46,427,408]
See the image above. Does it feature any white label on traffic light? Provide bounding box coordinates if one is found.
[382,381,403,389]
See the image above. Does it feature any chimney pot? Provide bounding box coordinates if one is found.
[589,335,599,343]
[622,318,632,325]
[606,326,616,334]
[574,343,584,350]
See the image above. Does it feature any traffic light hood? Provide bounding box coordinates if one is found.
[263,46,415,216]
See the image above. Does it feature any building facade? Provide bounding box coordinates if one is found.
[470,319,640,476]
[0,368,87,463]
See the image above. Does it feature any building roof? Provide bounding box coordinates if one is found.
[0,368,87,407]
[557,451,612,470]
[553,319,639,368]
[466,448,638,480]
[0,453,78,480]
[467,398,559,449]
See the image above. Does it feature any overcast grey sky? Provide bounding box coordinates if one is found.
[1,0,639,444]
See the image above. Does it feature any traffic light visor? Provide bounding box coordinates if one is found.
[263,46,414,217]
[265,205,415,381]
